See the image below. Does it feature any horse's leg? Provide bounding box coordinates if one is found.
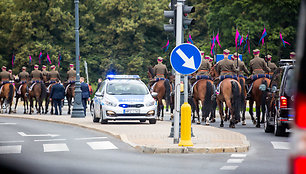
[217,99,224,127]
[256,103,261,128]
[14,96,19,113]
[242,100,246,125]
[194,100,200,124]
[29,97,33,115]
[192,98,197,123]
[51,100,54,115]
[160,103,164,121]
[210,99,217,122]
[249,99,256,124]
[23,96,27,114]
[157,101,160,120]
[225,98,235,128]
[45,95,49,114]
[67,97,71,115]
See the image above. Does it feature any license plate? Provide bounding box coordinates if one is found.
[124,109,140,114]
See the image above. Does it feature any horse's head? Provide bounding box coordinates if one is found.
[209,64,218,78]
[147,67,154,79]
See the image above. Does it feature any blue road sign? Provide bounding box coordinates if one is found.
[170,43,201,75]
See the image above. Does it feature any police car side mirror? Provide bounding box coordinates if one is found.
[95,92,103,97]
[151,92,158,98]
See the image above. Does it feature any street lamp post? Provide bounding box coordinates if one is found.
[71,0,85,118]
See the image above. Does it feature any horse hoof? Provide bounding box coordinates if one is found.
[256,124,261,128]
[260,120,265,124]
[220,124,224,127]
[210,119,216,123]
[192,120,195,123]
[252,120,256,125]
[205,122,210,126]
[197,121,201,125]
[242,121,246,125]
[160,117,163,121]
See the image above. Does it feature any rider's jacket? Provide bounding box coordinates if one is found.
[233,59,250,76]
[249,56,271,75]
[267,61,277,75]
[153,62,168,78]
[67,69,76,81]
[216,58,238,76]
[30,69,43,81]
[42,70,50,81]
[196,59,211,76]
[49,70,60,81]
[0,70,13,82]
[18,71,29,82]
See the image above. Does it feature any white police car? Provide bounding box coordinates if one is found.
[92,75,157,124]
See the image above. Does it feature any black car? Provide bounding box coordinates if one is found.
[264,61,295,136]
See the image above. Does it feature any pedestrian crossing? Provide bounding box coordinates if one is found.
[0,140,118,154]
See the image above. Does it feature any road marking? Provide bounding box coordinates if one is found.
[34,139,66,142]
[87,141,118,150]
[227,159,244,163]
[75,137,107,140]
[231,154,247,158]
[0,140,24,143]
[18,132,59,137]
[0,145,22,154]
[43,143,69,152]
[220,166,239,170]
[0,122,16,125]
[271,141,290,150]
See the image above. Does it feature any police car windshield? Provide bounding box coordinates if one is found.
[106,80,149,95]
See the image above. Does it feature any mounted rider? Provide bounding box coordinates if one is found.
[41,65,50,83]
[232,53,250,77]
[47,65,61,93]
[67,64,76,83]
[266,55,277,75]
[190,51,211,85]
[29,65,43,91]
[16,67,29,95]
[148,57,168,88]
[0,66,13,93]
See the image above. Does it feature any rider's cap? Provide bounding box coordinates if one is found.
[290,52,296,56]
[205,56,210,60]
[233,53,238,58]
[8,69,12,73]
[253,49,260,55]
[69,64,74,67]
[209,57,213,62]
[2,66,6,70]
[200,51,205,56]
[42,65,46,68]
[51,65,55,69]
[22,66,26,70]
[223,49,230,55]
[157,57,163,61]
[267,55,272,59]
[34,65,39,68]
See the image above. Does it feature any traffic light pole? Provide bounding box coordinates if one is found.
[71,0,85,118]
[173,0,184,144]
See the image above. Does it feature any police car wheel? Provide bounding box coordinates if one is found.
[149,119,156,124]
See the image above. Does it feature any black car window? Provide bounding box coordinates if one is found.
[98,81,105,93]
[284,68,295,97]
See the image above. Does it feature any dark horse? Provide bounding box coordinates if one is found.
[14,82,28,114]
[65,82,75,114]
[191,78,214,125]
[248,75,271,128]
[148,67,172,121]
[210,65,242,128]
[0,83,15,114]
[29,82,47,114]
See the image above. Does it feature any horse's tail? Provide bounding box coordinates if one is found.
[8,84,14,104]
[239,78,245,111]
[41,83,47,99]
[164,79,171,108]
[261,79,268,113]
[231,81,241,121]
[203,81,213,117]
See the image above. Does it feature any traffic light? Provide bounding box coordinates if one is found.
[183,5,195,29]
[164,0,176,33]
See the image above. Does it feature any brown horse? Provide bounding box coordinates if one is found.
[210,65,242,128]
[248,75,271,128]
[148,67,172,121]
[29,82,47,114]
[14,82,28,114]
[192,78,214,125]
[238,76,247,125]
[65,82,75,114]
[0,83,15,114]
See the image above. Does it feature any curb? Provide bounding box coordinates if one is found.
[1,114,250,154]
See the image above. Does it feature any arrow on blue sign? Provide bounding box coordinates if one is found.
[176,48,196,70]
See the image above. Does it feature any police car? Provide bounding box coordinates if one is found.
[92,75,157,124]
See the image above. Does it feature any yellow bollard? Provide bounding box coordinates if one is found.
[178,102,193,147]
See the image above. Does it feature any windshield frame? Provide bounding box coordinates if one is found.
[106,80,149,95]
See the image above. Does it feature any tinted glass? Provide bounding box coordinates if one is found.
[284,68,295,97]
[106,80,149,95]
[98,81,105,93]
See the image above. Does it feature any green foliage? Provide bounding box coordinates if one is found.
[0,0,300,82]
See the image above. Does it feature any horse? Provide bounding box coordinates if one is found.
[14,82,28,114]
[147,67,172,121]
[210,65,242,128]
[191,78,214,125]
[65,82,75,114]
[248,74,271,128]
[0,83,15,114]
[28,82,47,114]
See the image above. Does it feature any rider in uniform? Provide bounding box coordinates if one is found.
[41,65,50,82]
[190,51,211,85]
[266,55,277,75]
[214,49,238,84]
[29,65,43,91]
[49,65,61,83]
[17,67,29,94]
[67,64,76,83]
[290,52,296,60]
[232,53,250,76]
[149,57,168,88]
[249,49,271,75]
[0,66,13,91]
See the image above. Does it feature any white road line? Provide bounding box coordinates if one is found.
[75,137,107,140]
[227,159,244,163]
[18,132,59,137]
[34,139,66,142]
[0,145,22,154]
[0,123,16,125]
[43,143,69,152]
[0,140,24,143]
[220,166,239,170]
[87,141,118,150]
[271,141,290,150]
[231,154,247,158]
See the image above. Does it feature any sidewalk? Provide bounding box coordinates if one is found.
[0,113,250,154]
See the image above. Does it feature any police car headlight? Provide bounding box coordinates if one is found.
[104,99,117,107]
[146,100,155,107]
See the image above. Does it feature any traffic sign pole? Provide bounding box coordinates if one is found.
[173,0,184,144]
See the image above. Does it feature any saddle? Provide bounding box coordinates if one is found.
[154,77,165,81]
[219,75,238,81]
[196,75,213,81]
[238,75,247,79]
[65,84,71,94]
[250,74,272,81]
